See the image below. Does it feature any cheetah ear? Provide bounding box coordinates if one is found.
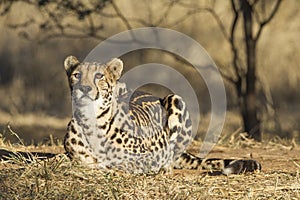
[64,56,80,74]
[105,58,123,80]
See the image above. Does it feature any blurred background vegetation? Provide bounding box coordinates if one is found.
[0,0,299,145]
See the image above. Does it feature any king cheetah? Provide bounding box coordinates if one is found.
[63,55,261,175]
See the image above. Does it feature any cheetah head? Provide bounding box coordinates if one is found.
[64,56,123,107]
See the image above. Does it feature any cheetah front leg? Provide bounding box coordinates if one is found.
[162,94,193,162]
[64,119,100,168]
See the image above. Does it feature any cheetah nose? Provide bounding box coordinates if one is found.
[80,85,92,94]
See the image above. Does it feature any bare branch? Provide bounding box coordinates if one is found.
[254,0,282,41]
[155,0,179,26]
[42,6,64,34]
[111,0,132,30]
[166,8,204,28]
[204,7,229,41]
[110,0,143,43]
[36,32,107,44]
[125,18,151,27]
[0,1,13,16]
[229,0,244,81]
[218,67,238,85]
[7,18,35,29]
[251,0,260,6]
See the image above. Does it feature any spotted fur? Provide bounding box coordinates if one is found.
[63,55,261,174]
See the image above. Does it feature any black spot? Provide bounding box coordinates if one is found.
[71,138,77,145]
[163,138,167,147]
[118,87,123,95]
[136,161,141,166]
[158,140,163,148]
[116,138,122,144]
[78,141,84,146]
[190,159,195,165]
[178,114,182,123]
[183,139,190,146]
[197,159,202,166]
[124,138,128,144]
[177,136,184,143]
[224,159,232,167]
[99,150,105,154]
[111,147,116,153]
[137,138,142,144]
[170,126,177,134]
[100,138,107,146]
[86,132,92,136]
[110,133,117,140]
[151,161,157,167]
[174,98,183,110]
[121,105,127,112]
[70,124,77,134]
[185,119,192,128]
[167,96,172,109]
[99,124,107,129]
[140,149,145,153]
[184,157,191,164]
[177,127,182,133]
[183,108,187,119]
[133,149,137,154]
[165,153,169,159]
[156,155,160,162]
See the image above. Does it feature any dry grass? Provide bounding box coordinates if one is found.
[0,136,299,200]
[0,156,299,199]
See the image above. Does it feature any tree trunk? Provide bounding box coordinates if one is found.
[241,0,261,141]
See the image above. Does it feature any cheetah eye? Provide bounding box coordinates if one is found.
[95,73,103,79]
[72,72,81,79]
